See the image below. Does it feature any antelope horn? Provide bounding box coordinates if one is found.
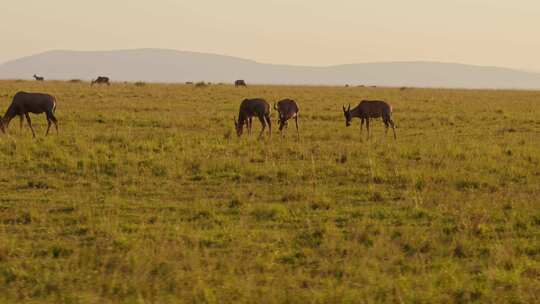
[348,104,351,111]
[274,102,278,111]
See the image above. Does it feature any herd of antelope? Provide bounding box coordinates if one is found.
[1,78,397,139]
[234,97,396,140]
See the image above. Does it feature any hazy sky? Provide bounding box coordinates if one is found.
[2,0,540,70]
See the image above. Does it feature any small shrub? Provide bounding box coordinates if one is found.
[26,180,50,189]
[251,205,286,221]
[228,198,242,209]
[134,81,146,87]
[456,179,480,191]
[278,251,306,265]
[296,229,325,248]
[184,159,202,175]
[281,190,306,202]
[310,200,331,210]
[50,245,73,259]
[415,178,426,190]
[370,191,384,202]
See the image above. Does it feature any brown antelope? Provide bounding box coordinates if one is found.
[0,92,58,138]
[91,76,110,86]
[274,99,299,139]
[33,74,44,81]
[234,98,271,139]
[343,100,396,139]
[235,80,247,87]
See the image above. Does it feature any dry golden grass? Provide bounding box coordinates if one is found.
[0,80,539,303]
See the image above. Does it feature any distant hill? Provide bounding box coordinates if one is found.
[1,49,540,89]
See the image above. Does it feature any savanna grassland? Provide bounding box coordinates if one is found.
[0,80,539,303]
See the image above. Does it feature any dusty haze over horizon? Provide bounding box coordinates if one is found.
[2,0,540,70]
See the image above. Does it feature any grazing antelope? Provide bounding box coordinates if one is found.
[33,74,44,81]
[343,100,396,139]
[235,80,247,87]
[91,76,110,86]
[0,92,58,138]
[234,98,271,139]
[274,99,299,139]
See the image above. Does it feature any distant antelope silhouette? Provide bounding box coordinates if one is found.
[33,74,44,81]
[91,76,110,86]
[235,80,247,87]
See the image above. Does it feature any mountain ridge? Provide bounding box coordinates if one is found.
[1,49,540,89]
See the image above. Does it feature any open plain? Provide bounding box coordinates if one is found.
[0,80,539,303]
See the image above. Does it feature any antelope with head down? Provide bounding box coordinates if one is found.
[0,91,58,138]
[234,98,272,139]
[274,98,299,139]
[343,100,396,139]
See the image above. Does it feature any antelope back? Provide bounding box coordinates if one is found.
[358,100,392,117]
[239,98,270,118]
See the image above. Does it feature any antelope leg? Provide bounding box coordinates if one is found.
[25,113,36,138]
[51,113,59,134]
[257,116,266,139]
[365,118,370,140]
[390,119,396,140]
[266,114,272,138]
[295,116,299,139]
[46,118,51,136]
[47,111,59,135]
